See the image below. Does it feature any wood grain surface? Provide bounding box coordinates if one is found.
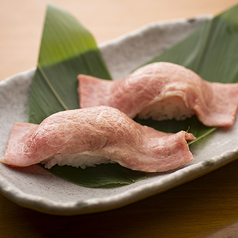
[1,0,238,237]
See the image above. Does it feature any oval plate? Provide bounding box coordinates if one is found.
[2,15,238,216]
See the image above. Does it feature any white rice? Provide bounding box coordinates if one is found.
[139,95,194,121]
[41,153,114,169]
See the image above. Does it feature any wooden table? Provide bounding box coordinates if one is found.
[1,0,238,237]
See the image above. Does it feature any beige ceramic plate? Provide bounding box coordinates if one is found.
[2,15,237,216]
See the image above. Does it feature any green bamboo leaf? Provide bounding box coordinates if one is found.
[149,5,238,83]
[41,164,146,188]
[140,4,238,143]
[29,3,146,188]
[134,116,216,145]
[29,3,112,124]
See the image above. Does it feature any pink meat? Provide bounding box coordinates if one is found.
[78,62,238,127]
[0,106,194,172]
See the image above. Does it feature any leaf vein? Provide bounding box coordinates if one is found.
[38,64,69,111]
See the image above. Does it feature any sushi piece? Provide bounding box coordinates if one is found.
[0,106,195,173]
[78,62,238,127]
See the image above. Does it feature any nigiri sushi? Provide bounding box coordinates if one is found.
[78,62,238,127]
[0,106,195,173]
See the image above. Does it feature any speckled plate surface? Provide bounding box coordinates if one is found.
[2,15,238,216]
